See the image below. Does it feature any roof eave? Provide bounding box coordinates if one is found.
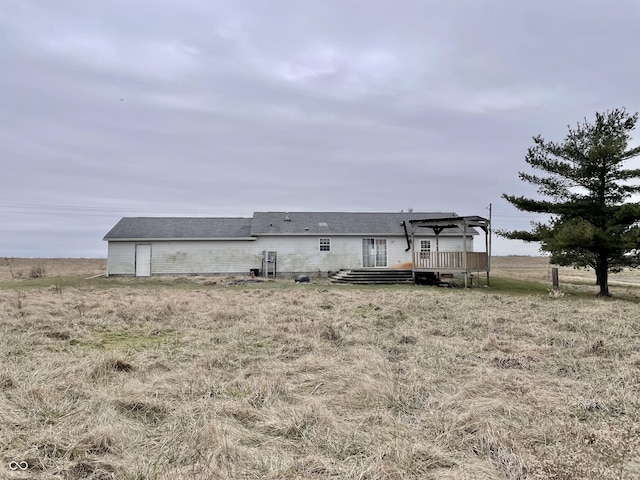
[104,237,258,242]
[251,231,476,236]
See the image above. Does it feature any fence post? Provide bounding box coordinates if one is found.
[551,267,559,292]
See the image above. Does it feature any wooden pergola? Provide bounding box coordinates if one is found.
[409,215,491,287]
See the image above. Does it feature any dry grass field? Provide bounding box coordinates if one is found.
[1,257,639,479]
[491,256,640,290]
[0,258,107,282]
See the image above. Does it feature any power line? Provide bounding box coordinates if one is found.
[0,202,241,217]
[0,202,213,213]
[0,202,552,222]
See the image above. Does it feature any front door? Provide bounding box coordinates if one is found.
[362,239,387,267]
[135,244,151,277]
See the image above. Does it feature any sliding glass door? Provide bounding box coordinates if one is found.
[362,239,387,267]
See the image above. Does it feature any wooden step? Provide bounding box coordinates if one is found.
[330,269,414,284]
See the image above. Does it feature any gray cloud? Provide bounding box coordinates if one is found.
[2,0,639,257]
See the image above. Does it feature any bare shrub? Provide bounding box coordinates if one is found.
[29,263,46,278]
[1,257,15,279]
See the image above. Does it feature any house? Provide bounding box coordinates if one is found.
[103,212,489,281]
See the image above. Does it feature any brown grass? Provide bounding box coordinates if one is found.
[0,258,639,479]
[491,256,640,287]
[0,258,106,281]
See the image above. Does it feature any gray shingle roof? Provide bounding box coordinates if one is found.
[251,212,469,235]
[104,212,476,240]
[103,217,254,240]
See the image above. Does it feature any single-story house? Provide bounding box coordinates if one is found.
[103,211,489,279]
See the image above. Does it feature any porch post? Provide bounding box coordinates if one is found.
[485,219,490,287]
[463,219,468,287]
[487,206,491,287]
[411,229,415,283]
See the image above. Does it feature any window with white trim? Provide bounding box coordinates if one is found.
[319,238,331,252]
[420,239,431,252]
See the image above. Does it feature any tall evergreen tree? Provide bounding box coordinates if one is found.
[501,108,640,296]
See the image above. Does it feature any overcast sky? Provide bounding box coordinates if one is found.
[2,0,639,257]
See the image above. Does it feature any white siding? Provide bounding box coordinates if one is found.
[429,236,474,252]
[108,240,261,275]
[107,242,135,275]
[152,241,261,274]
[106,234,472,276]
[257,236,361,272]
[250,234,466,274]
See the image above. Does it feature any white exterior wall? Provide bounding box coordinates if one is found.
[106,234,473,276]
[255,235,372,272]
[256,235,360,272]
[107,242,136,275]
[253,235,468,272]
[428,236,475,252]
[151,240,262,274]
[108,240,262,275]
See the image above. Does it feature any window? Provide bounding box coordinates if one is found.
[419,240,431,262]
[319,238,331,252]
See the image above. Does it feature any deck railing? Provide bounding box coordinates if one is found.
[413,252,488,271]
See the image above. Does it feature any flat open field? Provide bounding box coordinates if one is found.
[0,258,107,281]
[3,256,640,289]
[1,258,639,479]
[491,256,640,289]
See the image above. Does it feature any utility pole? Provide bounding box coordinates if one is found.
[488,203,492,285]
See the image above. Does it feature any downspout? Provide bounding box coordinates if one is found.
[403,221,416,283]
[402,221,411,251]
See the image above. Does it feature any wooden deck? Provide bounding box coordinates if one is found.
[413,251,489,272]
[408,215,491,287]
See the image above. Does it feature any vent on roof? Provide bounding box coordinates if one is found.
[284,214,291,221]
[319,222,328,228]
